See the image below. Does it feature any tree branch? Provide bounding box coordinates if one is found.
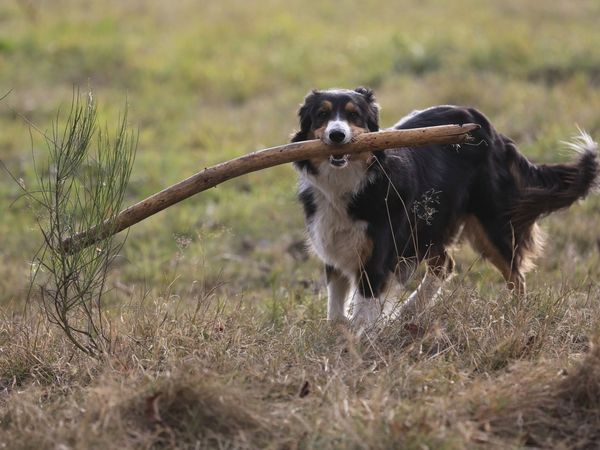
[61,123,479,254]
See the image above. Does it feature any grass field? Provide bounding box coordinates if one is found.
[2,0,600,448]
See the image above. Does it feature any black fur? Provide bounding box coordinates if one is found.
[298,188,316,219]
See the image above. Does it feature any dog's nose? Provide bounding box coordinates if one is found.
[329,130,346,144]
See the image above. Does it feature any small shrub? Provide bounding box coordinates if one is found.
[22,91,136,356]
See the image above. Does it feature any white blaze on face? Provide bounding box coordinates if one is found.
[323,114,352,145]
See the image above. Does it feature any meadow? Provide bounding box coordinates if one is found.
[1,0,600,448]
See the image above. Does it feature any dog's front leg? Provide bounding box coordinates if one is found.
[347,228,394,333]
[325,265,350,321]
[350,265,390,333]
[350,290,384,333]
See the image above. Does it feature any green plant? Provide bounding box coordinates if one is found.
[23,91,136,356]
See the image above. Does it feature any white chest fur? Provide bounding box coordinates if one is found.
[299,162,372,279]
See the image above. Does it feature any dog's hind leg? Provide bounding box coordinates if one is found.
[325,265,350,321]
[401,250,454,316]
[506,271,526,295]
[464,216,529,296]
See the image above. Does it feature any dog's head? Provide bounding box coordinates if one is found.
[291,87,379,169]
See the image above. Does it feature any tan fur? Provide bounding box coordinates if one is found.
[515,223,546,275]
[463,216,527,294]
[359,236,374,268]
[320,100,333,112]
[463,216,512,278]
[345,102,358,113]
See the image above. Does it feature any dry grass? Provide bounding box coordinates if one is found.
[2,279,600,448]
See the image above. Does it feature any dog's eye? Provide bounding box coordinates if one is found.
[347,111,360,121]
[317,110,329,119]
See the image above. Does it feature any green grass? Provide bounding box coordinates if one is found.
[2,0,600,448]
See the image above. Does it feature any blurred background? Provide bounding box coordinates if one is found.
[1,0,600,307]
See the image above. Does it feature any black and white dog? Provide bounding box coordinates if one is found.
[291,87,598,329]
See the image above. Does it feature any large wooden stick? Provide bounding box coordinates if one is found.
[61,124,479,254]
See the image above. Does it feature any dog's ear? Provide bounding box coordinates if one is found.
[354,86,380,132]
[354,86,375,103]
[291,90,319,142]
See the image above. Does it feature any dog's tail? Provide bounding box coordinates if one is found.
[508,130,598,231]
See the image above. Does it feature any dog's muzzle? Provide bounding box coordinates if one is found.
[323,120,352,167]
[323,119,352,146]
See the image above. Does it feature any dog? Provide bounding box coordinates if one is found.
[291,87,598,329]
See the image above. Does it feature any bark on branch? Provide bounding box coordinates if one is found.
[61,123,479,254]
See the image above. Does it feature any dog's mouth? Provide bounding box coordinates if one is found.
[329,154,350,168]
